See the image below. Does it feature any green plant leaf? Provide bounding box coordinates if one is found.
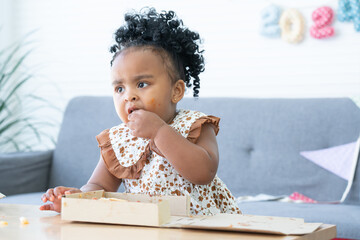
[0,75,31,113]
[0,120,21,136]
[25,120,41,141]
[0,30,58,152]
[28,94,63,112]
[0,29,36,58]
[0,117,30,135]
[0,138,20,151]
[0,50,33,90]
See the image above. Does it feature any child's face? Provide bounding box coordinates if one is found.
[111,47,179,124]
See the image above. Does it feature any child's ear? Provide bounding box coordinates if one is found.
[172,79,185,104]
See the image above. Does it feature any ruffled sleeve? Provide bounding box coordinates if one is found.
[96,129,150,179]
[187,115,220,144]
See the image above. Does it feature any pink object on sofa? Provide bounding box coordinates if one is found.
[289,192,317,203]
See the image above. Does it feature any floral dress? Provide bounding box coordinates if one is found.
[96,109,241,215]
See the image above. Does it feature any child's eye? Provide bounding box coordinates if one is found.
[138,82,149,88]
[116,86,124,93]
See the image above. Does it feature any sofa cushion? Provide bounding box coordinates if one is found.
[178,98,360,202]
[343,139,360,204]
[49,97,120,188]
[238,201,360,239]
[0,151,53,196]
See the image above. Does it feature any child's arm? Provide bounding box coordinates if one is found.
[154,122,219,185]
[40,155,122,212]
[128,110,219,185]
[82,155,122,192]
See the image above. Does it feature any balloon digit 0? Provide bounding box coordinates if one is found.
[279,9,305,43]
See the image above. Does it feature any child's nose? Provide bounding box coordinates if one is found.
[124,90,138,102]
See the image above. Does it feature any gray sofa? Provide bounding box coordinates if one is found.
[1,96,360,239]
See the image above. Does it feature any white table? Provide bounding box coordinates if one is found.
[0,204,336,240]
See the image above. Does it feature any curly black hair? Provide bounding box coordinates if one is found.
[109,7,204,97]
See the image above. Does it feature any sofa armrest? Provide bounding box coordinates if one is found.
[0,150,53,196]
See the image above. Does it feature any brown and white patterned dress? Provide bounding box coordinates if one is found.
[96,109,241,215]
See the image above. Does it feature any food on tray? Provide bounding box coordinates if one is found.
[98,197,128,202]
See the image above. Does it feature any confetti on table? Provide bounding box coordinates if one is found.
[0,221,8,226]
[19,217,29,225]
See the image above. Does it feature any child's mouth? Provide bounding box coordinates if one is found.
[128,107,138,114]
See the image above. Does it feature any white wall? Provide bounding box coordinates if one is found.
[5,0,360,100]
[2,0,360,150]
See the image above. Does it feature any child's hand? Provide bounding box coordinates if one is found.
[127,109,165,139]
[39,186,81,213]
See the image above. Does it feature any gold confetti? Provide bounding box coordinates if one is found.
[0,221,8,226]
[19,217,29,225]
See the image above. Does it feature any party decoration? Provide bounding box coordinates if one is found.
[260,1,359,44]
[312,7,334,27]
[310,6,335,39]
[338,0,354,21]
[300,141,358,181]
[338,0,360,32]
[260,5,282,38]
[279,9,305,43]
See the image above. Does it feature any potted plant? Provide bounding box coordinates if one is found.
[0,33,58,196]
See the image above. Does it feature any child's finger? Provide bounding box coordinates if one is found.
[41,193,48,203]
[65,188,81,195]
[64,190,72,194]
[45,188,54,197]
[44,188,55,201]
[48,189,55,202]
[58,187,69,199]
[39,204,54,211]
[53,186,65,197]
